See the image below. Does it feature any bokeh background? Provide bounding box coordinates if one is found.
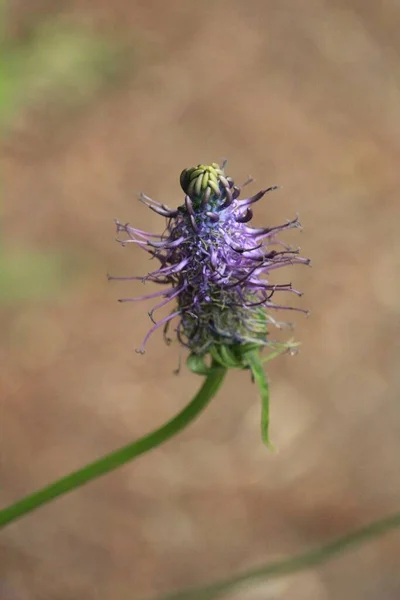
[2,1,400,599]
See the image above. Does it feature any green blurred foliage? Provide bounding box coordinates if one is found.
[0,251,81,305]
[1,19,133,303]
[2,20,133,125]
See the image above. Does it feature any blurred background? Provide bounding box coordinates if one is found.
[2,1,400,599]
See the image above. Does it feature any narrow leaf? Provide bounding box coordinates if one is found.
[246,350,275,450]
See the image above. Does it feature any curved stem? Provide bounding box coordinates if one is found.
[0,363,226,529]
[154,510,400,600]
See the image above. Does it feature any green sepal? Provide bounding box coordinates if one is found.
[210,345,239,369]
[260,338,301,364]
[186,353,217,376]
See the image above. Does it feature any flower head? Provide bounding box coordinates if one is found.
[111,162,310,367]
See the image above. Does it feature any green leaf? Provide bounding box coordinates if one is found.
[246,349,275,450]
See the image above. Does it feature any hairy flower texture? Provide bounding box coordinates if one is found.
[111,163,310,364]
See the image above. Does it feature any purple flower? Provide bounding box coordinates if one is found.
[111,163,310,362]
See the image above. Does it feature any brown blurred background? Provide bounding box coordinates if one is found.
[2,1,400,599]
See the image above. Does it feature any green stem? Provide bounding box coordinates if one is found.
[0,363,226,529]
[153,510,400,600]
